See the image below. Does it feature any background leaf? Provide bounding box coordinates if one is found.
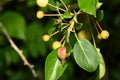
[0,11,26,40]
[96,10,104,21]
[77,0,97,17]
[26,21,47,57]
[4,47,20,66]
[45,49,68,80]
[73,39,99,72]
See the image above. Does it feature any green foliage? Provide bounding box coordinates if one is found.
[63,10,72,19]
[0,11,26,40]
[73,39,99,72]
[96,10,104,21]
[45,49,68,80]
[96,48,105,79]
[4,47,20,65]
[0,0,119,80]
[27,0,36,7]
[77,0,97,17]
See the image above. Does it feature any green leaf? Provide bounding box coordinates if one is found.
[0,11,26,40]
[4,47,20,65]
[62,0,76,4]
[77,0,98,17]
[96,2,103,9]
[73,39,99,72]
[96,48,106,79]
[45,49,68,80]
[63,10,72,19]
[96,10,104,21]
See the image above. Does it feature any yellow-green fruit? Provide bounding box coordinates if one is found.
[78,30,91,40]
[42,34,50,42]
[36,11,44,19]
[52,41,61,49]
[101,30,109,39]
[97,34,102,40]
[36,0,48,7]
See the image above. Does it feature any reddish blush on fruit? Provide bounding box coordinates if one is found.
[58,47,66,60]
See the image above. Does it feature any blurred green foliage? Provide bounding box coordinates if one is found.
[0,0,120,80]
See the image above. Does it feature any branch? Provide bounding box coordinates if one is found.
[0,22,37,77]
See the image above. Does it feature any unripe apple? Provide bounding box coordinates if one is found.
[78,30,91,40]
[36,0,48,7]
[36,11,44,19]
[58,47,67,65]
[101,30,109,39]
[42,34,50,42]
[97,33,102,40]
[58,47,66,59]
[52,41,61,49]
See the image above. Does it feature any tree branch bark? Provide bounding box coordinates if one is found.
[0,22,37,77]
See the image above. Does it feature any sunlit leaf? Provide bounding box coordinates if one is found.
[96,2,103,9]
[45,49,68,80]
[77,0,97,17]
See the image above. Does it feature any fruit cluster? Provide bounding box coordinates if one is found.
[36,0,109,65]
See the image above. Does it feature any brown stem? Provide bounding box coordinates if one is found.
[0,22,37,77]
[60,35,65,43]
[96,21,103,31]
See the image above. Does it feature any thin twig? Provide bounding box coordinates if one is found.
[0,22,37,77]
[60,0,68,11]
[48,3,66,12]
[50,30,60,37]
[96,21,103,31]
[44,14,62,16]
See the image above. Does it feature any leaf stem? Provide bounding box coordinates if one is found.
[96,20,103,31]
[60,0,68,11]
[48,3,66,12]
[87,15,97,48]
[44,14,62,16]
